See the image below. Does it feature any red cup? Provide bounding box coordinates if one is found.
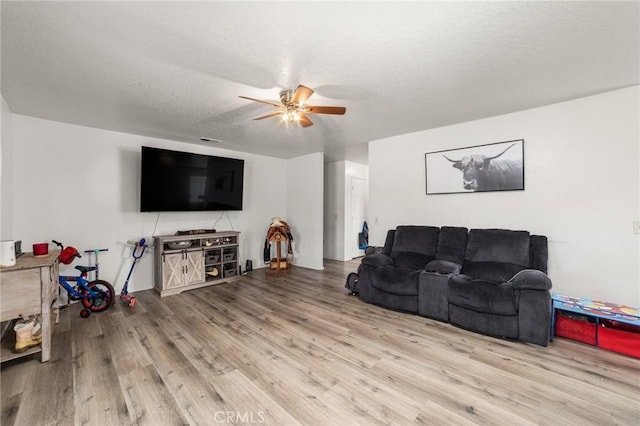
[32,243,49,256]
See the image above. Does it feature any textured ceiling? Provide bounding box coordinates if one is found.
[2,1,638,164]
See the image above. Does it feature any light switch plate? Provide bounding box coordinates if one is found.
[634,221,640,234]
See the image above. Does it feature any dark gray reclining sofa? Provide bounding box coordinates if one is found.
[357,226,552,346]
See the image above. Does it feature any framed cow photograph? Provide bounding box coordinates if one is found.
[425,139,524,194]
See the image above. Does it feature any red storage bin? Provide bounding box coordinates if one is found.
[599,321,640,358]
[555,313,597,345]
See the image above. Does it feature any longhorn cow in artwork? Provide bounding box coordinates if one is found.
[443,143,524,192]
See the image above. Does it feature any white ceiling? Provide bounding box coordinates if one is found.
[2,1,638,164]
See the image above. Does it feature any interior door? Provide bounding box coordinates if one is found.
[351,177,368,259]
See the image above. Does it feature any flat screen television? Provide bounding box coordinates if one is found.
[140,146,244,212]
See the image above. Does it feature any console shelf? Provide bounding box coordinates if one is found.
[153,231,240,297]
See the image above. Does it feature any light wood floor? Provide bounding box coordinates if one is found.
[2,259,639,425]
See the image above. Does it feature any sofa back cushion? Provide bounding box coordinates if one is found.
[435,226,468,264]
[382,230,396,256]
[530,235,548,274]
[461,262,527,283]
[465,229,530,264]
[390,226,439,269]
[462,229,530,282]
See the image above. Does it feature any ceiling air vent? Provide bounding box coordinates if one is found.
[200,137,221,143]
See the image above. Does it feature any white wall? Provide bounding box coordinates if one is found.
[287,152,324,270]
[369,86,640,306]
[324,161,346,260]
[9,114,325,292]
[1,96,14,240]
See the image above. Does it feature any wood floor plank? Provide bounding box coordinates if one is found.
[72,332,130,426]
[214,369,301,425]
[18,330,75,426]
[152,312,236,377]
[130,313,234,424]
[1,259,639,425]
[168,297,351,425]
[373,356,537,425]
[118,364,187,426]
[0,354,39,403]
[178,314,346,424]
[99,311,153,375]
[413,400,479,426]
[0,392,21,426]
[329,319,627,425]
[129,312,194,377]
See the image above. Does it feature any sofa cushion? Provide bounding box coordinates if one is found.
[392,251,436,270]
[461,261,525,283]
[425,260,462,275]
[465,229,530,266]
[448,275,517,316]
[390,226,439,269]
[361,253,394,268]
[370,267,419,296]
[435,226,468,264]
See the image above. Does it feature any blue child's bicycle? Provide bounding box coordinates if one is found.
[53,240,115,318]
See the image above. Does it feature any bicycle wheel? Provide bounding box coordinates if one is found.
[81,280,115,312]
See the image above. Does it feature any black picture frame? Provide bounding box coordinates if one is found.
[425,139,525,195]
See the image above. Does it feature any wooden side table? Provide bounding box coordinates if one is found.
[0,251,59,363]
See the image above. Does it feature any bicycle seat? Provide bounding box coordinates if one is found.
[75,265,97,273]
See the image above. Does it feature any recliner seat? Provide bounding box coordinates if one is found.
[359,226,439,313]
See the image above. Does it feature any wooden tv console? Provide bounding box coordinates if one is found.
[153,231,240,297]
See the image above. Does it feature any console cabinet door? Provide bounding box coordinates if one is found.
[162,253,184,289]
[185,250,204,285]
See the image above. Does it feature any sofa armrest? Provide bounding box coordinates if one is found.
[509,269,552,291]
[361,253,394,267]
[425,260,462,275]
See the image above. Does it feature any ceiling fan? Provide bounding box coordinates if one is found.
[239,85,346,128]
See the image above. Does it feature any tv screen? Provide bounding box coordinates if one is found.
[140,146,244,212]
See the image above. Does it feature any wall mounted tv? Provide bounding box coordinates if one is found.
[140,146,244,212]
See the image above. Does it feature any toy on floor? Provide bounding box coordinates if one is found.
[53,240,115,318]
[119,238,151,308]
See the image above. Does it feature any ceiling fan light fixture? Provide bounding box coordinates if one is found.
[280,104,301,123]
[279,89,294,105]
[240,84,346,128]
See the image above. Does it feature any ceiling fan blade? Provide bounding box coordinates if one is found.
[305,106,346,115]
[298,113,314,128]
[239,95,281,108]
[292,85,315,104]
[253,111,282,120]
